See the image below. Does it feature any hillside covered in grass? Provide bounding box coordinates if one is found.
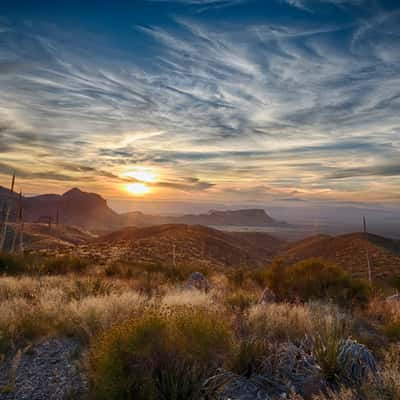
[279,232,400,283]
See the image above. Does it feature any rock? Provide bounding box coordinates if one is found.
[0,337,88,400]
[258,287,276,304]
[186,271,210,292]
[386,293,400,302]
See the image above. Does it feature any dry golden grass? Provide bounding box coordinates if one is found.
[248,302,314,342]
[0,276,146,347]
[366,298,400,324]
[161,288,215,309]
[248,301,348,344]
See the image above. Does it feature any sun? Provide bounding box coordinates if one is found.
[126,182,150,196]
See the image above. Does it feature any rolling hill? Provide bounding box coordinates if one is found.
[73,224,285,268]
[1,223,94,251]
[279,232,400,281]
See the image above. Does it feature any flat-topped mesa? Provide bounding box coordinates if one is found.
[208,209,275,223]
[179,208,281,227]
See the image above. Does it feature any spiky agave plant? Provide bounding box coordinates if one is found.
[337,339,377,386]
[201,369,274,400]
[311,315,346,384]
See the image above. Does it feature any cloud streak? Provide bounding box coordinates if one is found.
[0,1,399,203]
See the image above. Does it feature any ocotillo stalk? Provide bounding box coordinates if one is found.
[363,216,372,283]
[10,171,15,193]
[0,172,15,251]
[172,244,176,267]
[10,191,23,253]
[19,193,24,253]
[0,202,6,236]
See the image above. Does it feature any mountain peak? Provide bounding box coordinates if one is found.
[62,187,84,197]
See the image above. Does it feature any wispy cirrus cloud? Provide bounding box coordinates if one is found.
[0,1,399,203]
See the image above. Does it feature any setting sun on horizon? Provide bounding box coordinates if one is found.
[126,182,151,196]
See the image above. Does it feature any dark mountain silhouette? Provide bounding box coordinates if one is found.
[122,208,284,228]
[0,186,284,231]
[0,187,120,231]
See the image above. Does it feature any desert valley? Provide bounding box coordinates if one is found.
[1,0,400,399]
[0,181,400,400]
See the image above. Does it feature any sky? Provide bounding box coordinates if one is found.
[0,0,399,210]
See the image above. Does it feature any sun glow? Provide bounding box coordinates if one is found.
[124,169,156,183]
[126,182,150,196]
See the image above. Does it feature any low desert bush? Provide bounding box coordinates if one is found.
[231,338,270,376]
[365,298,400,342]
[227,269,246,288]
[312,388,359,400]
[0,253,33,275]
[248,302,313,343]
[161,288,214,309]
[66,278,114,301]
[0,328,10,356]
[247,267,268,288]
[42,255,89,274]
[90,310,233,400]
[390,274,400,291]
[359,344,400,399]
[267,259,371,308]
[104,262,133,278]
[383,322,400,341]
[0,276,146,345]
[224,290,257,313]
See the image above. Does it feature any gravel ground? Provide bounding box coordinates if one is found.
[0,337,88,400]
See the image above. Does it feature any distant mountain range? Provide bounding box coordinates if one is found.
[0,186,284,231]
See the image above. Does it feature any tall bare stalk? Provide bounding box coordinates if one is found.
[0,171,16,252]
[10,191,23,253]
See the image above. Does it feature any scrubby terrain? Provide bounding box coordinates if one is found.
[0,226,399,400]
[41,224,285,269]
[279,232,400,282]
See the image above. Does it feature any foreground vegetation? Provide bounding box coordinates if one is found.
[0,252,399,399]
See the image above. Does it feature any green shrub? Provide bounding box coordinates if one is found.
[247,268,268,288]
[266,258,371,307]
[42,256,89,274]
[90,310,233,400]
[0,329,10,356]
[67,278,114,301]
[0,253,29,275]
[228,269,245,288]
[232,338,270,376]
[390,274,400,291]
[224,290,257,313]
[383,322,400,341]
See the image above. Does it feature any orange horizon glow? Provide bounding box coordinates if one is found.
[126,182,151,196]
